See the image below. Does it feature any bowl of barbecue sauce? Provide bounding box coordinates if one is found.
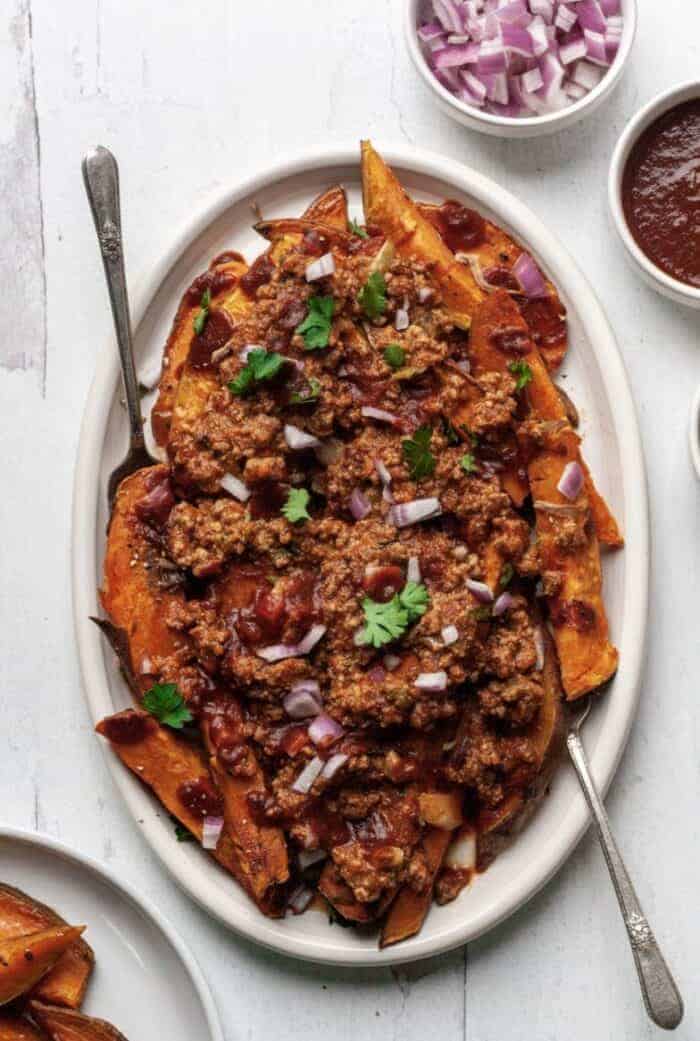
[609,81,700,307]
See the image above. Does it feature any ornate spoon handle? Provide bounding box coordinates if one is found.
[567,729,683,1030]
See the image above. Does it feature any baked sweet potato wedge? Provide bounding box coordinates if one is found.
[29,1004,128,1041]
[303,184,349,230]
[0,887,93,1011]
[0,928,85,1007]
[379,827,452,948]
[0,1013,47,1041]
[360,140,483,328]
[469,291,619,698]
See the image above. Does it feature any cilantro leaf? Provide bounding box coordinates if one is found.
[442,417,460,445]
[296,296,335,350]
[398,581,429,622]
[472,606,492,622]
[402,426,436,480]
[508,359,533,392]
[193,288,211,336]
[384,343,406,370]
[143,683,192,730]
[228,348,285,397]
[349,218,369,240]
[360,582,430,648]
[282,487,311,524]
[499,562,514,588]
[460,452,478,474]
[358,272,387,319]
[173,820,195,843]
[290,377,320,405]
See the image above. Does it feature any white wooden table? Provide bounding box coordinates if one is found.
[2,1,698,1037]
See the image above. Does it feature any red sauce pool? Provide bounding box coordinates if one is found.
[622,99,700,288]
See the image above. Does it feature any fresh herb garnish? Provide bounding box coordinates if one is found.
[348,218,369,240]
[499,562,514,588]
[290,377,321,405]
[442,417,460,446]
[360,581,430,648]
[384,343,406,370]
[228,348,285,397]
[142,683,192,730]
[282,487,311,524]
[173,821,195,843]
[508,359,533,392]
[193,288,211,336]
[296,295,335,350]
[472,606,492,622]
[358,272,387,319]
[460,452,478,474]
[402,426,435,480]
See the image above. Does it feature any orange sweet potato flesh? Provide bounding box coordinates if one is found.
[29,1004,128,1041]
[0,887,93,1011]
[380,828,452,948]
[0,928,85,1007]
[469,292,619,698]
[361,140,483,329]
[0,1013,47,1040]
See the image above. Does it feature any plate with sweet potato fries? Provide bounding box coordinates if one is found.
[0,828,223,1040]
[73,142,648,965]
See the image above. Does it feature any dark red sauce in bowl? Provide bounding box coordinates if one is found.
[621,99,700,288]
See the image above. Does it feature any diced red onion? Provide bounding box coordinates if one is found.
[287,884,314,914]
[305,252,336,282]
[382,484,395,504]
[349,487,372,521]
[362,405,399,425]
[140,656,153,675]
[418,0,622,117]
[571,58,603,89]
[321,753,349,781]
[383,653,401,671]
[493,591,515,617]
[466,578,494,603]
[418,286,434,303]
[292,756,324,794]
[415,671,448,692]
[202,816,224,850]
[298,848,327,870]
[283,684,322,720]
[557,460,584,500]
[389,497,442,528]
[308,713,344,748]
[257,624,326,663]
[453,358,471,374]
[442,624,459,646]
[284,424,321,451]
[220,473,251,502]
[395,306,410,332]
[407,556,422,584]
[445,829,477,870]
[353,626,369,647]
[533,626,545,671]
[374,458,392,486]
[513,251,548,299]
[239,344,263,361]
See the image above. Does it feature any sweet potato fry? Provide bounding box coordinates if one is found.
[0,887,93,1011]
[360,140,483,328]
[303,184,349,229]
[29,1003,128,1041]
[0,1013,47,1041]
[469,291,618,698]
[0,927,85,1007]
[379,828,452,948]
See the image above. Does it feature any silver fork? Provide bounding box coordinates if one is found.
[567,698,684,1030]
[82,146,152,508]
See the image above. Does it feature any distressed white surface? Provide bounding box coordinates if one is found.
[0,0,698,1038]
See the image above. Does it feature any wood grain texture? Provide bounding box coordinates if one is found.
[1,1,698,1039]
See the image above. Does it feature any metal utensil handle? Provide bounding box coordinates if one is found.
[567,730,683,1030]
[82,146,144,449]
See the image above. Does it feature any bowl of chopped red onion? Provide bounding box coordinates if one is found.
[405,0,637,137]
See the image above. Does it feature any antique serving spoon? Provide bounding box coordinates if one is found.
[567,699,684,1029]
[83,146,152,507]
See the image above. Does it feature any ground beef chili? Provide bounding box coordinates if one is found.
[122,215,561,928]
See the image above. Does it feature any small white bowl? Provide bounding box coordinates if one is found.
[689,384,700,481]
[608,81,700,308]
[404,0,637,139]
